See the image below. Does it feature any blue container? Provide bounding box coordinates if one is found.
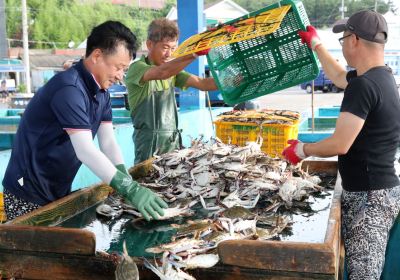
[318,107,340,117]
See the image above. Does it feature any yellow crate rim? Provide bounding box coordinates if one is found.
[171,5,291,59]
[213,119,299,127]
[216,112,300,124]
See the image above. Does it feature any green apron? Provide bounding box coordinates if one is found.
[132,78,182,165]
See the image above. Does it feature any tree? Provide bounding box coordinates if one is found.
[205,0,396,29]
[5,0,176,49]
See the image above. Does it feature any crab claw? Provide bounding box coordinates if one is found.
[243,192,260,209]
[198,134,204,142]
[199,195,220,211]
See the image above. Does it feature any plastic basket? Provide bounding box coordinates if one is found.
[171,5,291,58]
[0,193,3,211]
[206,0,320,106]
[0,193,4,223]
[213,111,300,157]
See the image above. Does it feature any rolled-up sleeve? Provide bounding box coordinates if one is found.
[174,70,192,91]
[127,60,153,87]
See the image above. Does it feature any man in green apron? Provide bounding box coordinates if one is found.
[126,18,219,165]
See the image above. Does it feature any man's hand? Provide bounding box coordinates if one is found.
[193,49,210,58]
[282,139,309,165]
[109,171,169,221]
[298,26,322,51]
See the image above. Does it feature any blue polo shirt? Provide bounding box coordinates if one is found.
[2,60,112,206]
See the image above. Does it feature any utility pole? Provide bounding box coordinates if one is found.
[342,0,344,19]
[22,0,31,94]
[0,0,8,59]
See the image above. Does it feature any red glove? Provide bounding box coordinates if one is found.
[193,49,210,58]
[282,139,309,165]
[298,26,322,51]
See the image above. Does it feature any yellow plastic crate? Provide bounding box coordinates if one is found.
[0,193,5,223]
[171,5,291,59]
[213,116,299,157]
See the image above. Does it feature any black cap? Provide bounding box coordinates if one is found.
[332,10,388,44]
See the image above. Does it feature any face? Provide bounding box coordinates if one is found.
[91,44,131,89]
[342,31,354,67]
[147,38,177,66]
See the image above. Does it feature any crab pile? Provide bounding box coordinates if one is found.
[145,134,326,213]
[96,134,331,279]
[216,109,300,126]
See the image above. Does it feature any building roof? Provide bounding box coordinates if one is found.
[167,0,248,23]
[19,50,83,71]
[204,0,224,10]
[205,0,248,14]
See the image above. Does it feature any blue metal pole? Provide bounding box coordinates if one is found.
[177,0,205,111]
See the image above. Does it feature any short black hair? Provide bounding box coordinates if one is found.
[86,21,139,60]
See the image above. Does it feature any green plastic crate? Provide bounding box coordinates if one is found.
[206,0,320,106]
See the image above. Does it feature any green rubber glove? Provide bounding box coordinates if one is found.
[109,171,168,221]
[115,164,133,204]
[116,164,130,177]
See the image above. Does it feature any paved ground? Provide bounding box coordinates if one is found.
[257,86,345,113]
[0,99,8,109]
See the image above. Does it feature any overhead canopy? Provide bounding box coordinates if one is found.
[0,59,25,72]
[0,66,26,72]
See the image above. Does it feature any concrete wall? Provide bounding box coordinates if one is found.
[31,69,44,93]
[0,107,230,193]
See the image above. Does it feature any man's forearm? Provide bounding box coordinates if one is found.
[156,55,196,80]
[198,77,218,91]
[69,131,117,184]
[185,76,219,91]
[304,135,346,158]
[97,123,125,166]
[315,45,348,88]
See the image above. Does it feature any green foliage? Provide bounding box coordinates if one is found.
[6,0,397,49]
[303,0,395,29]
[18,84,26,93]
[5,0,177,49]
[205,0,397,29]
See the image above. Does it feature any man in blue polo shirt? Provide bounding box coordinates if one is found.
[2,21,168,221]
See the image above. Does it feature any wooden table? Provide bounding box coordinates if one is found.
[0,159,343,279]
